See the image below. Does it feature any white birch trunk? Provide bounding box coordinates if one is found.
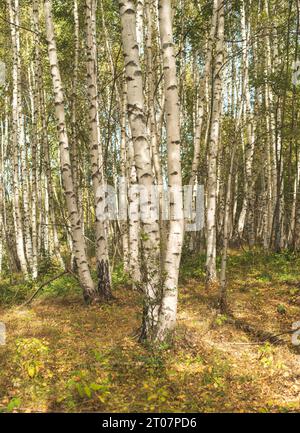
[119,0,161,340]
[85,0,113,300]
[237,1,255,244]
[206,0,224,286]
[43,0,96,301]
[7,0,29,278]
[155,0,184,341]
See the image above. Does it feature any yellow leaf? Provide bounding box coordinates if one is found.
[27,365,36,378]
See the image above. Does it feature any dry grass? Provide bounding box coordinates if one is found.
[0,250,299,412]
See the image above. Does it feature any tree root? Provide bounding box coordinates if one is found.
[224,312,299,346]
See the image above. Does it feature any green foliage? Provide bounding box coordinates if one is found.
[41,274,81,299]
[14,338,49,379]
[111,263,131,289]
[67,370,111,404]
[201,358,230,395]
[134,353,166,375]
[0,277,34,305]
[215,314,228,326]
[258,343,274,368]
[142,380,170,409]
[276,304,287,315]
[0,266,82,306]
[6,398,21,413]
[179,252,206,282]
[140,232,150,242]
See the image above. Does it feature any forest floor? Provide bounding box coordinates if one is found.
[0,249,299,413]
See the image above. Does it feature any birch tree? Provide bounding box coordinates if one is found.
[7,0,29,278]
[155,0,184,340]
[85,0,113,300]
[43,0,96,301]
[206,0,224,286]
[119,0,161,340]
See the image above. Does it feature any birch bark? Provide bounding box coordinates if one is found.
[155,0,184,341]
[119,0,161,339]
[206,0,224,286]
[85,0,113,300]
[44,0,95,301]
[7,0,29,278]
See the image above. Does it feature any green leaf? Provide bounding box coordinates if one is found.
[75,383,84,398]
[7,398,21,412]
[84,385,92,398]
[90,383,102,391]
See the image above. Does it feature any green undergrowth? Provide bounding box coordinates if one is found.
[180,248,300,287]
[0,248,299,306]
[0,249,299,412]
[0,261,131,306]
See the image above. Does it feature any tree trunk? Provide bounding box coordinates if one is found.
[43,0,95,302]
[85,0,113,301]
[206,0,224,287]
[7,0,29,279]
[119,0,161,340]
[155,0,184,341]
